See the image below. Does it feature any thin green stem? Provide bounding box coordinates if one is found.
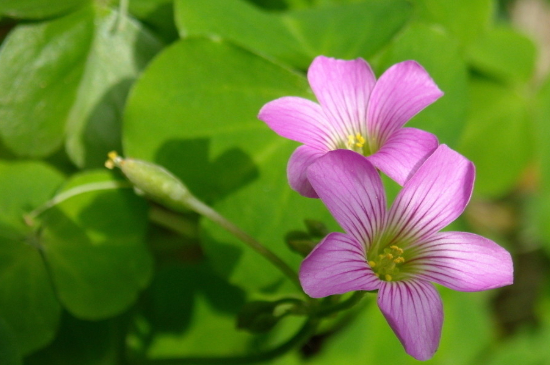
[315,291,366,318]
[184,195,302,291]
[25,181,131,224]
[130,318,319,365]
[148,205,198,239]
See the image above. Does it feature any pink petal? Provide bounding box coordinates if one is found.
[258,96,335,149]
[308,56,376,137]
[407,232,514,291]
[378,280,443,361]
[307,150,386,246]
[367,61,443,146]
[287,145,325,198]
[387,145,474,242]
[368,127,438,185]
[299,232,379,297]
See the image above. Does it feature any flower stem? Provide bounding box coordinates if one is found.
[24,181,131,225]
[148,205,198,239]
[184,195,302,291]
[315,291,366,318]
[129,318,319,365]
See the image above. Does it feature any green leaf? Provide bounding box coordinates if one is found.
[0,6,94,158]
[0,5,162,166]
[65,7,164,168]
[0,161,65,355]
[375,22,469,148]
[458,78,533,198]
[123,38,337,292]
[39,170,153,319]
[531,75,550,249]
[129,0,179,42]
[175,0,412,69]
[132,262,305,361]
[0,0,88,19]
[133,263,251,357]
[0,318,22,365]
[466,27,537,84]
[312,289,491,364]
[25,314,119,365]
[414,0,493,46]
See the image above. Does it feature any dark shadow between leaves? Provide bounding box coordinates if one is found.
[155,139,260,204]
[140,261,246,335]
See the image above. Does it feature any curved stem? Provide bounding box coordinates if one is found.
[130,318,319,365]
[315,291,366,318]
[185,195,303,291]
[25,181,131,224]
[148,205,198,239]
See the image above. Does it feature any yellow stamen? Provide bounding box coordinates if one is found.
[385,274,392,281]
[390,245,404,254]
[368,260,376,267]
[105,151,124,169]
[354,133,365,148]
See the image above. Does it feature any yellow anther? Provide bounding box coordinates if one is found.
[394,257,405,264]
[385,274,392,281]
[368,260,376,267]
[105,160,115,169]
[105,151,124,170]
[390,245,404,254]
[386,253,394,260]
[354,133,365,148]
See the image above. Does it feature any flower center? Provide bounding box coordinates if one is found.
[345,133,367,154]
[368,245,406,281]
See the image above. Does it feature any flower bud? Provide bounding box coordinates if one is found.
[304,219,330,238]
[285,230,316,257]
[237,301,281,333]
[105,151,192,212]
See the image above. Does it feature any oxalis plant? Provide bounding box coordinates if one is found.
[4,0,550,364]
[105,56,513,362]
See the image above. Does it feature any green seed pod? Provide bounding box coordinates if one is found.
[106,152,192,212]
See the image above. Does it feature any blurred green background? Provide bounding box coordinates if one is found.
[1,0,550,364]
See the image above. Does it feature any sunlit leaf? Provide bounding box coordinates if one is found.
[0,6,93,157]
[39,170,153,319]
[65,7,163,168]
[414,0,493,46]
[375,22,469,148]
[466,27,536,84]
[175,0,412,69]
[0,161,65,355]
[0,5,162,167]
[459,78,533,198]
[123,38,337,292]
[0,0,88,19]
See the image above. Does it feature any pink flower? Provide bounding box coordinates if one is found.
[299,145,513,360]
[258,56,443,198]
